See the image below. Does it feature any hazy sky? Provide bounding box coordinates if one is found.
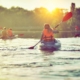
[0,0,80,11]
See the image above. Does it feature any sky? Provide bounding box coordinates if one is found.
[0,0,80,11]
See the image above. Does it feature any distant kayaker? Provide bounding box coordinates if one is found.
[75,25,80,37]
[0,27,8,39]
[41,23,58,42]
[7,28,13,38]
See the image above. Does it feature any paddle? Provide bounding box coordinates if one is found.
[55,12,72,28]
[28,12,73,49]
[28,40,41,49]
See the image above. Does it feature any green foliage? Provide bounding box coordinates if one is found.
[0,6,80,38]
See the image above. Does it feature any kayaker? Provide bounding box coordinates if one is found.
[0,27,8,39]
[75,25,80,37]
[41,23,58,42]
[7,28,14,38]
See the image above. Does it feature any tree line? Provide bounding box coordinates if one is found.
[0,5,80,38]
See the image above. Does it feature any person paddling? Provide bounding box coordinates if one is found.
[1,27,8,39]
[41,23,58,42]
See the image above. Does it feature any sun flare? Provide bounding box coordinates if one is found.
[46,6,56,12]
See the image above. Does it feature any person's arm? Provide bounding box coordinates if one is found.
[52,28,59,33]
[53,30,59,33]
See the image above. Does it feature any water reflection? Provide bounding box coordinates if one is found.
[40,49,54,55]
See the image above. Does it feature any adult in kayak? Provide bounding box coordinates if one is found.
[40,23,61,50]
[41,23,58,42]
[0,27,8,39]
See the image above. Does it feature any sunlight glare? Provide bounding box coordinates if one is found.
[46,6,55,12]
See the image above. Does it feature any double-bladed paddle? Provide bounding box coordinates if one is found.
[28,12,73,49]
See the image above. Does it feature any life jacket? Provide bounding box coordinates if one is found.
[42,29,54,41]
[7,29,13,37]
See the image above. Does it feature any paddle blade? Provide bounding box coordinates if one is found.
[62,12,72,22]
[28,41,40,49]
[28,46,34,49]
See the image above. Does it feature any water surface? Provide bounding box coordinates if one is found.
[0,37,80,80]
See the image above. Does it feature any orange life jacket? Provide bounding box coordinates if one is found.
[42,29,54,41]
[7,29,13,37]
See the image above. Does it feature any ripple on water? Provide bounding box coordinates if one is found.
[0,38,80,80]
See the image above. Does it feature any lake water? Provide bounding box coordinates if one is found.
[0,37,80,80]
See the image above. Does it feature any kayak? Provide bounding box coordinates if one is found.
[39,39,61,51]
[0,35,18,40]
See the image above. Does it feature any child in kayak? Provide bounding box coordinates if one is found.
[7,28,14,38]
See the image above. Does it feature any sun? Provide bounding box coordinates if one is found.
[46,6,55,12]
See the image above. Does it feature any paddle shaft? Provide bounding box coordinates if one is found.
[33,40,41,47]
[28,40,41,49]
[55,12,72,28]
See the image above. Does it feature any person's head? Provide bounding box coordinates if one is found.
[44,23,50,29]
[3,27,6,30]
